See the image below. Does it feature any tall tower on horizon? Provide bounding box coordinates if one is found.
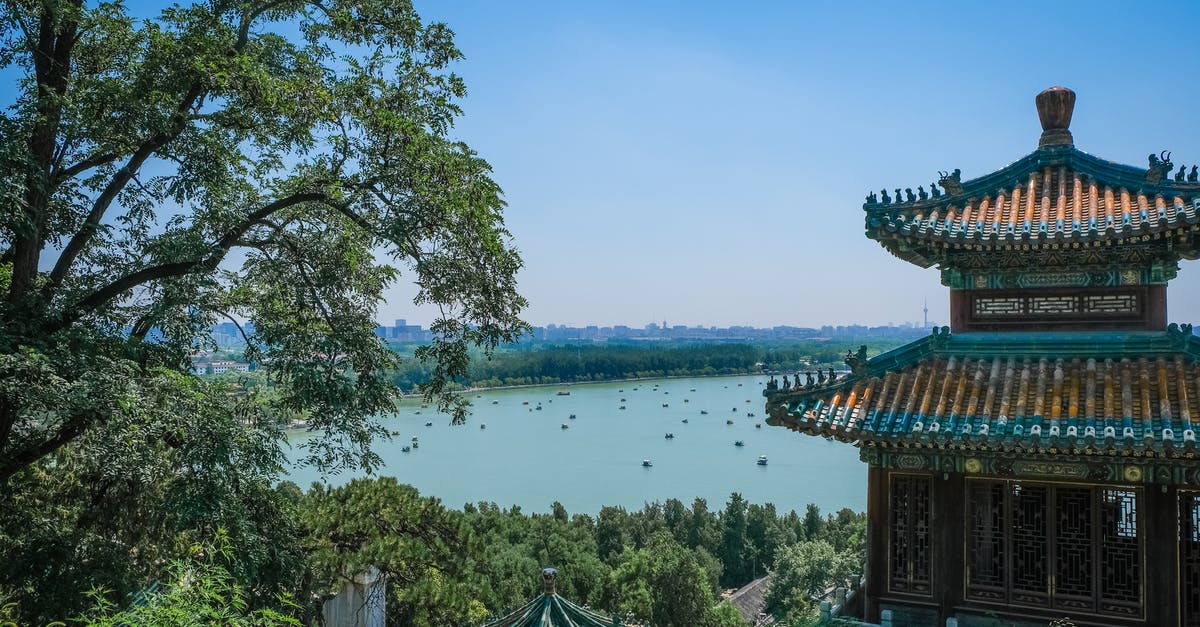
[922,299,928,329]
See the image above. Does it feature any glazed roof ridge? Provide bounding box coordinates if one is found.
[863,145,1200,215]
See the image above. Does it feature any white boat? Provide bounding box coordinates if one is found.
[756,455,768,466]
[642,459,653,467]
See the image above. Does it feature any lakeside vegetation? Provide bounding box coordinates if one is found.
[3,476,863,626]
[387,340,911,391]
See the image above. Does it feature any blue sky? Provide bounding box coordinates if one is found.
[8,2,1200,329]
[388,0,1200,328]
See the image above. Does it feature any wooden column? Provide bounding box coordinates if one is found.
[1145,484,1178,626]
[865,466,888,623]
[933,471,964,622]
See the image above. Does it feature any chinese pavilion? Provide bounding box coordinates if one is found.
[482,568,621,627]
[764,87,1200,627]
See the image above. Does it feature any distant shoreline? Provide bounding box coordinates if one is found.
[403,371,767,399]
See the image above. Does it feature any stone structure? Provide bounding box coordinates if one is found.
[766,87,1200,626]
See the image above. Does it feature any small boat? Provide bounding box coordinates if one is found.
[664,391,669,394]
[757,455,768,465]
[425,421,433,427]
[402,446,411,452]
[411,436,418,442]
[755,423,762,428]
[415,411,421,414]
[535,405,543,411]
[700,410,708,415]
[747,413,755,417]
[683,399,689,403]
[732,407,738,411]
[476,394,482,398]
[690,388,696,392]
[737,384,743,387]
[556,391,570,396]
[662,403,669,408]
[522,401,529,405]
[480,423,487,429]
[664,433,674,439]
[421,403,430,408]
[681,418,688,424]
[561,423,569,429]
[619,389,624,392]
[735,440,744,447]
[642,459,653,467]
[390,429,400,436]
[569,414,577,420]
[621,398,627,402]
[619,406,626,410]
[726,419,734,425]
[412,441,419,448]
[492,400,499,404]
[745,399,751,403]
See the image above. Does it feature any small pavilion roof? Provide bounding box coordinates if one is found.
[864,87,1200,269]
[482,594,618,627]
[764,326,1200,456]
[483,569,620,627]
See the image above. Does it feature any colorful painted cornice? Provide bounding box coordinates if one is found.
[764,326,1200,457]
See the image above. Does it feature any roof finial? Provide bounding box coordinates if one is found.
[542,567,558,595]
[1036,86,1075,148]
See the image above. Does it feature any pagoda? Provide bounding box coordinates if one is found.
[764,87,1200,627]
[482,568,621,627]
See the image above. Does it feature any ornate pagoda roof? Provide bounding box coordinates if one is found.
[865,87,1200,271]
[483,569,620,627]
[764,325,1200,457]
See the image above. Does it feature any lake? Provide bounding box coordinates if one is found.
[285,374,866,516]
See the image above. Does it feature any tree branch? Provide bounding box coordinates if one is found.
[49,191,327,333]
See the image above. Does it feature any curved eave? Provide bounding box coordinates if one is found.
[862,146,1200,263]
[764,329,1200,457]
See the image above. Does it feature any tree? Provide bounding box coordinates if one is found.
[0,0,524,618]
[605,532,731,627]
[297,478,484,626]
[720,492,749,586]
[0,0,526,483]
[765,540,855,622]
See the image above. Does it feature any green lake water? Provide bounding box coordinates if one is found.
[285,374,866,516]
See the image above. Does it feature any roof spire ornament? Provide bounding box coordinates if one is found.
[1036,86,1075,148]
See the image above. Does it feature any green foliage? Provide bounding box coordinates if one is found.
[765,540,857,622]
[76,536,301,626]
[0,373,305,623]
[296,478,481,626]
[1,0,524,619]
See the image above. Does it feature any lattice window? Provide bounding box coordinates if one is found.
[1054,487,1092,611]
[1099,489,1140,616]
[974,297,1023,316]
[1028,296,1078,315]
[1011,484,1049,606]
[1084,293,1139,314]
[966,482,1005,601]
[889,475,932,595]
[1181,492,1200,626]
[964,480,1144,618]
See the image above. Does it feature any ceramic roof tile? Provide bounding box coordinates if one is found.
[864,148,1200,269]
[764,328,1200,456]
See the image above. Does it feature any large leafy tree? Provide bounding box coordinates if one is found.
[0,0,524,620]
[0,0,526,478]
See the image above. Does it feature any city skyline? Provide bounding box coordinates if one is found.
[377,1,1200,329]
